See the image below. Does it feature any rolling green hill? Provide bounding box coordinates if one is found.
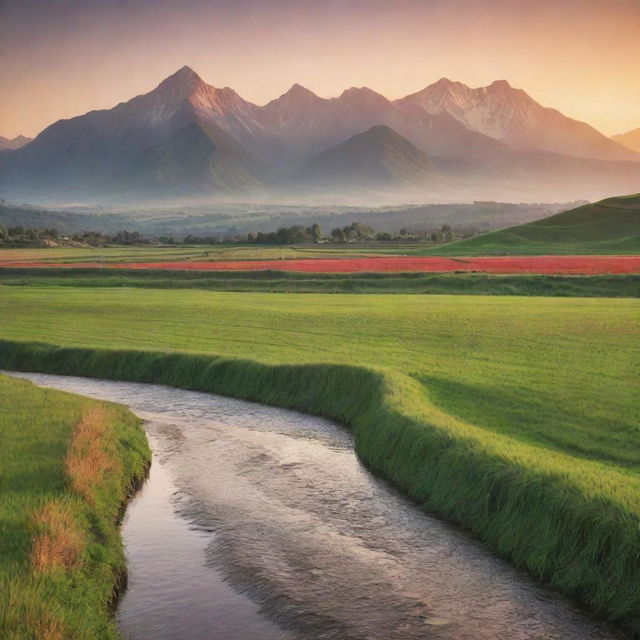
[425,193,640,255]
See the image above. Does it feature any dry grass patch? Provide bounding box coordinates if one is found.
[31,501,86,573]
[65,406,121,504]
[31,404,121,573]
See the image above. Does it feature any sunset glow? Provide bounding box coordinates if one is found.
[1,0,639,139]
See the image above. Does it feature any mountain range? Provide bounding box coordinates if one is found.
[1,66,639,204]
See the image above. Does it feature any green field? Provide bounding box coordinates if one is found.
[0,374,149,639]
[1,267,637,297]
[0,286,638,630]
[0,244,421,265]
[425,193,640,255]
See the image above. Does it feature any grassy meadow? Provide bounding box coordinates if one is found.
[0,286,638,630]
[427,193,640,256]
[0,267,637,297]
[0,374,149,639]
[0,243,423,265]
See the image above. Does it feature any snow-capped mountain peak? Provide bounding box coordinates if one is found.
[395,78,637,161]
[396,78,538,140]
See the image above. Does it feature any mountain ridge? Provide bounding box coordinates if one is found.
[2,66,639,203]
[0,135,32,151]
[396,78,638,162]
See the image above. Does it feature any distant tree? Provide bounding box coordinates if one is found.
[113,230,145,245]
[254,231,277,244]
[0,223,6,242]
[309,223,322,243]
[343,222,374,241]
[276,225,309,244]
[331,227,345,242]
[441,224,454,242]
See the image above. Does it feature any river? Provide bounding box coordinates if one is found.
[7,372,621,640]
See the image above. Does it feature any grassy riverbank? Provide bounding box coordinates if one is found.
[0,287,638,631]
[0,374,149,639]
[1,267,638,297]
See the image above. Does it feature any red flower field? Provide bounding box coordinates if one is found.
[3,255,640,274]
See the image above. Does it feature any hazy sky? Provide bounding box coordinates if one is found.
[1,0,639,138]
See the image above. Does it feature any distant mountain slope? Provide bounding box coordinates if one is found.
[124,121,271,195]
[426,193,640,255]
[0,135,32,151]
[612,128,640,153]
[0,202,140,234]
[397,79,639,162]
[0,67,270,200]
[296,125,446,190]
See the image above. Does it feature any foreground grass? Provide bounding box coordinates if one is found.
[0,287,638,631]
[0,374,149,639]
[1,267,638,297]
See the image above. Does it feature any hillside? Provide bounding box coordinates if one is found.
[425,193,640,255]
[296,125,446,191]
[612,128,640,153]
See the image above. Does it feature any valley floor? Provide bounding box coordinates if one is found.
[0,287,638,631]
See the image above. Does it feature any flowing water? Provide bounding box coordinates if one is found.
[8,372,622,640]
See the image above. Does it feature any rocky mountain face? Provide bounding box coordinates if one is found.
[397,78,638,162]
[1,66,638,203]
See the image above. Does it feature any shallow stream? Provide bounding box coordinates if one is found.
[8,372,621,640]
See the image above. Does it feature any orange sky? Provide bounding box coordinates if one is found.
[1,0,639,139]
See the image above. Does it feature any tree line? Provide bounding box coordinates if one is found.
[0,221,481,247]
